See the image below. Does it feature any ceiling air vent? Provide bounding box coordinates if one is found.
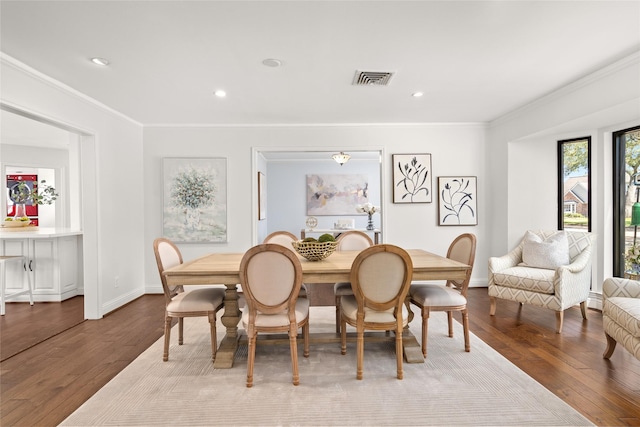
[352,70,394,86]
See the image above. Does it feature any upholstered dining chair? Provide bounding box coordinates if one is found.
[333,230,374,333]
[239,243,310,387]
[263,230,299,247]
[263,230,307,297]
[409,233,476,358]
[153,238,225,363]
[340,244,413,380]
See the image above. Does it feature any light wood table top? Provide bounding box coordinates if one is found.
[163,249,469,286]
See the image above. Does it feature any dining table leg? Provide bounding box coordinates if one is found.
[213,284,242,368]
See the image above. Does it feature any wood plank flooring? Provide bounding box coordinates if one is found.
[0,296,85,361]
[1,289,639,426]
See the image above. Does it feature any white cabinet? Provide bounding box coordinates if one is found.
[0,235,80,302]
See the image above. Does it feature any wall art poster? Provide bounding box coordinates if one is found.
[162,158,227,242]
[438,176,478,226]
[393,154,432,203]
[306,174,368,215]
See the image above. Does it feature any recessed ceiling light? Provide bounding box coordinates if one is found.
[91,57,110,66]
[214,90,227,98]
[412,92,424,98]
[262,58,283,67]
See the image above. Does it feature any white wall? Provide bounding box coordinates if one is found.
[143,124,487,292]
[487,52,640,302]
[1,55,145,318]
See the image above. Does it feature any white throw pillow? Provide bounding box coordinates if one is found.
[521,231,570,269]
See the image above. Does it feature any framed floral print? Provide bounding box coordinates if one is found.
[162,157,227,242]
[438,176,477,226]
[393,154,432,203]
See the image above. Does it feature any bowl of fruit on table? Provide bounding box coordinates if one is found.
[291,234,338,261]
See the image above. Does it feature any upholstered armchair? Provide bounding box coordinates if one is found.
[602,277,640,360]
[488,230,595,333]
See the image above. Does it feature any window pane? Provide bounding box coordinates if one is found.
[559,138,590,231]
[623,129,640,271]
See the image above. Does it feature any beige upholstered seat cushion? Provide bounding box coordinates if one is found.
[340,295,409,325]
[241,298,310,328]
[410,284,467,307]
[604,297,640,338]
[167,287,225,313]
[334,282,353,296]
[492,266,555,294]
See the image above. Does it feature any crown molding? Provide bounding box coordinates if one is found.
[489,50,640,128]
[144,122,487,129]
[1,52,142,128]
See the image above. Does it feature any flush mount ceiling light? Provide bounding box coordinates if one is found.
[214,90,227,98]
[332,152,351,166]
[262,58,283,67]
[412,92,424,97]
[90,57,110,66]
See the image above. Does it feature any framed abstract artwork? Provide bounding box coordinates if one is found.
[162,157,227,242]
[438,176,478,226]
[393,154,432,203]
[258,172,266,220]
[306,174,368,215]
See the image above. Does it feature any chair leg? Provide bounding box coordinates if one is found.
[335,295,341,334]
[603,332,617,359]
[580,301,587,319]
[356,327,364,380]
[447,311,454,337]
[163,315,172,361]
[555,310,564,334]
[421,306,430,358]
[246,330,256,388]
[303,322,310,358]
[489,296,496,316]
[462,309,470,352]
[178,317,184,345]
[208,312,217,362]
[396,326,404,380]
[289,325,300,386]
[341,317,347,355]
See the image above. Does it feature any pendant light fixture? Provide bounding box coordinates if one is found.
[332,152,351,166]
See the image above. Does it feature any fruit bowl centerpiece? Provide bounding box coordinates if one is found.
[291,234,338,261]
[2,217,33,228]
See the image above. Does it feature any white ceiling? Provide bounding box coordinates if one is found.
[1,1,639,126]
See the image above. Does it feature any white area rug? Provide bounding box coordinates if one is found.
[61,306,592,426]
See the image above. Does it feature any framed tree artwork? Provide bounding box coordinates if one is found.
[393,154,432,203]
[162,157,227,242]
[438,176,478,226]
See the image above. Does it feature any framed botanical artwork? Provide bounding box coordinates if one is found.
[306,174,368,215]
[258,172,266,220]
[393,154,432,203]
[162,157,227,242]
[438,176,478,226]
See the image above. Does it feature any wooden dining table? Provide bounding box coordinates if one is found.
[163,248,470,368]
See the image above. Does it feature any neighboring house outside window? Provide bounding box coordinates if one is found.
[563,176,588,217]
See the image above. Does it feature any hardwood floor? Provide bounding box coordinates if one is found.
[1,289,639,426]
[0,296,85,361]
